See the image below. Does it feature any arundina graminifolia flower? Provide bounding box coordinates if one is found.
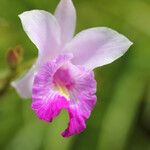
[11,0,133,137]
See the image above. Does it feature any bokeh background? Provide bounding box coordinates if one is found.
[0,0,150,150]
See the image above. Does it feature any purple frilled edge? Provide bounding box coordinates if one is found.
[32,54,96,137]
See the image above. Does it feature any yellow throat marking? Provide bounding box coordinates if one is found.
[56,84,70,100]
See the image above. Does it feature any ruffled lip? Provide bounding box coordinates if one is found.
[32,54,97,137]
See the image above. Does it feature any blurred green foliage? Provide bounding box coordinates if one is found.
[0,0,150,150]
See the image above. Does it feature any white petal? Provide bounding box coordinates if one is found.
[64,27,133,70]
[11,65,37,99]
[54,0,76,45]
[19,10,61,60]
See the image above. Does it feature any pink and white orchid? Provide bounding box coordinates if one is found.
[12,0,132,137]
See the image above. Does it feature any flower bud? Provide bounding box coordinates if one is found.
[6,46,23,69]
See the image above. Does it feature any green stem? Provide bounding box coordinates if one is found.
[0,58,36,97]
[0,69,16,96]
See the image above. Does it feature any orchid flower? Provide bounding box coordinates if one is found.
[11,0,132,137]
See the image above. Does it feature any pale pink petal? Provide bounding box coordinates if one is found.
[63,27,133,70]
[54,0,76,46]
[19,10,61,61]
[11,65,37,98]
[12,10,61,98]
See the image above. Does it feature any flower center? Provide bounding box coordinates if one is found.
[55,84,70,100]
[53,67,74,100]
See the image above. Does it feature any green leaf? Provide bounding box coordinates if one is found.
[5,120,47,150]
[0,91,23,149]
[98,71,146,150]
